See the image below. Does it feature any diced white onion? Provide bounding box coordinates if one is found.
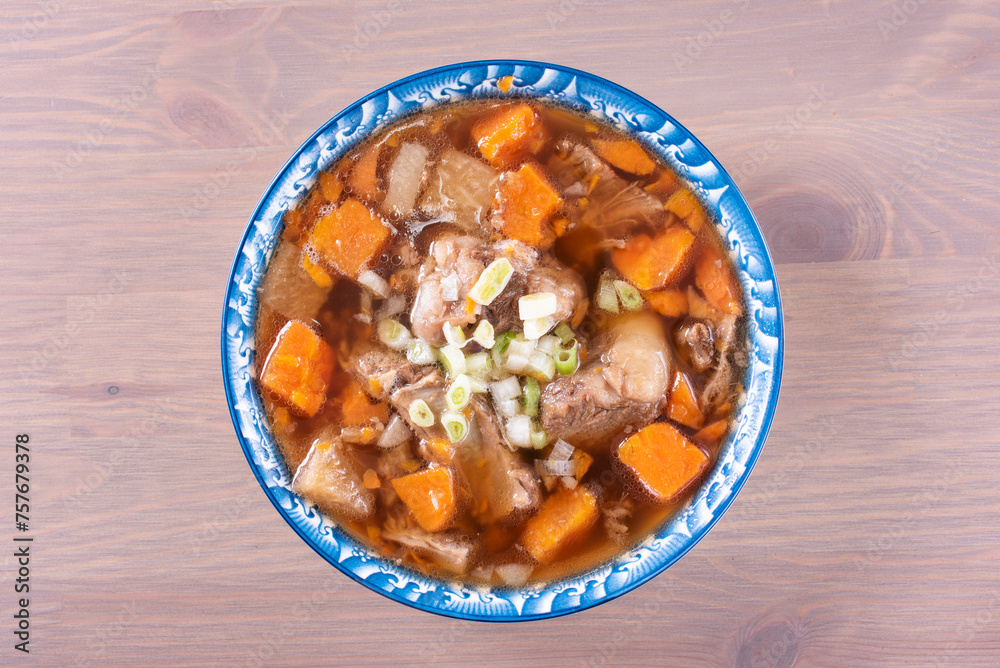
[359,270,390,298]
[506,415,532,448]
[505,352,530,373]
[468,376,488,394]
[522,316,554,340]
[490,376,522,402]
[377,293,407,319]
[561,476,578,490]
[507,338,536,359]
[527,350,556,381]
[535,459,575,476]
[495,398,520,418]
[377,414,411,449]
[550,439,575,462]
[407,338,436,365]
[535,335,559,356]
[471,320,495,348]
[440,273,461,302]
[518,292,558,320]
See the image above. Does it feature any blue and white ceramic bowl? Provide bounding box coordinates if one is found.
[222,60,783,621]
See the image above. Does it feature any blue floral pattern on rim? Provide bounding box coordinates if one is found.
[221,60,783,621]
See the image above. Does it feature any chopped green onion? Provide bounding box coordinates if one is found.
[527,350,556,381]
[443,322,467,348]
[408,399,435,428]
[536,335,559,356]
[439,344,467,377]
[523,316,554,340]
[465,352,492,378]
[441,410,468,443]
[468,257,514,306]
[614,280,644,310]
[530,421,548,449]
[446,374,472,411]
[471,319,496,348]
[407,338,436,365]
[468,376,488,394]
[491,330,518,368]
[596,276,619,313]
[522,377,540,417]
[518,292,558,320]
[555,341,578,375]
[554,322,575,345]
[378,319,412,351]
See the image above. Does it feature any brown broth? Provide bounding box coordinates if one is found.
[254,98,745,587]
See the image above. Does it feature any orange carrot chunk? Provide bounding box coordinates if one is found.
[494,162,562,249]
[347,142,383,202]
[471,102,547,168]
[646,288,689,318]
[616,423,709,505]
[695,244,743,315]
[520,486,599,564]
[306,198,392,279]
[259,320,336,418]
[645,170,680,199]
[319,170,345,203]
[610,226,696,291]
[665,188,707,231]
[339,379,390,426]
[667,372,705,429]
[591,138,656,175]
[391,465,458,532]
[693,419,729,447]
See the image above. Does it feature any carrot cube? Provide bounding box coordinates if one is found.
[259,320,336,418]
[307,198,391,279]
[667,372,705,429]
[695,244,743,315]
[610,226,696,291]
[347,142,383,202]
[693,419,729,447]
[520,486,599,564]
[391,465,458,532]
[472,102,547,168]
[616,422,709,505]
[339,379,390,426]
[319,170,344,203]
[591,138,656,175]
[646,288,689,318]
[665,188,707,231]
[494,162,562,249]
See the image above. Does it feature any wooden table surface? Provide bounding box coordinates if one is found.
[3,1,999,665]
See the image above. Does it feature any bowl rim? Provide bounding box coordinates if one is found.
[222,59,783,622]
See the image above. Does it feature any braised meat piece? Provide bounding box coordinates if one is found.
[541,314,670,450]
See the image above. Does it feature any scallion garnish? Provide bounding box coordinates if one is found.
[614,280,644,311]
[445,374,472,411]
[441,410,468,443]
[408,399,435,428]
[468,257,514,306]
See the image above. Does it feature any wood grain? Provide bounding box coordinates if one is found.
[2,1,999,665]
